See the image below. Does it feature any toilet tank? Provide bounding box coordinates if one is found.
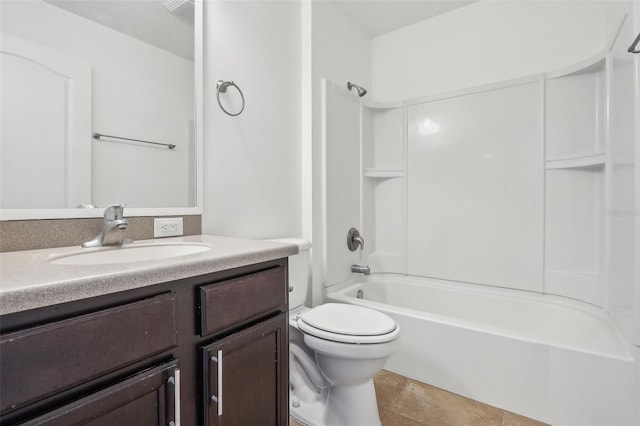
[269,238,311,309]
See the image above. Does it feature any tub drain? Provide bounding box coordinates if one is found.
[356,289,364,299]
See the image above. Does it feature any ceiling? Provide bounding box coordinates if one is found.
[331,0,478,37]
[43,0,476,60]
[44,0,194,60]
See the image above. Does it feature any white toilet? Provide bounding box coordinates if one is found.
[273,238,400,426]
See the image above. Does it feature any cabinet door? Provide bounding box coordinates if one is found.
[21,361,180,426]
[202,313,288,426]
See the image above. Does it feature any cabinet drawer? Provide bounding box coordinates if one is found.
[0,293,177,413]
[200,267,286,337]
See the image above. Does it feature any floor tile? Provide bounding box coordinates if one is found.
[381,410,425,426]
[374,369,410,418]
[502,410,548,426]
[289,417,304,426]
[290,370,548,426]
[385,377,503,426]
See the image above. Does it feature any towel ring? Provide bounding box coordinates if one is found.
[216,80,245,116]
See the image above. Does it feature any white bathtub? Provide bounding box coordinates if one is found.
[326,275,639,426]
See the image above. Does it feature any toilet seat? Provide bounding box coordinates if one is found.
[297,303,399,344]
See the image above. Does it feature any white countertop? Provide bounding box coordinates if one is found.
[0,235,298,316]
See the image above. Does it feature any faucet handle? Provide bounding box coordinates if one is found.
[104,204,126,221]
[347,228,364,251]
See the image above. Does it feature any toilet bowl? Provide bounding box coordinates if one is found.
[270,238,400,426]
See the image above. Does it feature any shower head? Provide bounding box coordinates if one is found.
[347,82,367,97]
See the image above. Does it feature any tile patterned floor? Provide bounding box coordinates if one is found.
[290,370,548,426]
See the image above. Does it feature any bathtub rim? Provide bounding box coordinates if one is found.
[325,273,635,362]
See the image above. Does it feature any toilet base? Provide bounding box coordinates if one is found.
[290,379,382,426]
[290,394,325,426]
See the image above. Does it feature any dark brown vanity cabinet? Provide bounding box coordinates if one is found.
[0,258,289,426]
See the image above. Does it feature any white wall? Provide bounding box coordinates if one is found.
[406,82,543,292]
[608,4,637,317]
[201,0,301,239]
[311,1,372,304]
[1,0,194,208]
[322,82,364,287]
[200,0,369,304]
[372,1,613,102]
[633,0,640,348]
[357,0,637,309]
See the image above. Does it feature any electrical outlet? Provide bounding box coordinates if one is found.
[154,217,183,237]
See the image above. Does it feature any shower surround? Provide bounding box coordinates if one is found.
[319,5,639,424]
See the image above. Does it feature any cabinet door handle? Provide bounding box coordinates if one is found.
[168,368,181,426]
[210,350,223,416]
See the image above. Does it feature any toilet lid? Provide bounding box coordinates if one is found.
[298,303,397,337]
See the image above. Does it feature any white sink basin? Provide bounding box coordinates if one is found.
[50,244,211,265]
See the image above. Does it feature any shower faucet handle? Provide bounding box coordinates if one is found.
[347,228,364,251]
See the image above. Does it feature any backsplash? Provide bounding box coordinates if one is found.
[0,215,202,252]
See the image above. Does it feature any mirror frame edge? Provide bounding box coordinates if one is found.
[0,0,204,221]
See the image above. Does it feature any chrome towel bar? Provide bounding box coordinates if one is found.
[92,132,176,150]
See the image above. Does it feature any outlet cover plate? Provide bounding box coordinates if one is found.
[154,217,184,238]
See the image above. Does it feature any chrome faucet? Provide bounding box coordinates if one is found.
[351,264,370,276]
[82,204,129,248]
[347,228,364,251]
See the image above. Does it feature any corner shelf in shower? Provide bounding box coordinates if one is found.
[544,51,606,80]
[543,49,609,307]
[545,153,606,170]
[362,100,403,110]
[363,168,405,178]
[544,50,606,161]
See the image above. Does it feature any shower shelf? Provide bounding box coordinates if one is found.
[362,100,403,110]
[363,168,405,178]
[544,51,606,80]
[545,153,606,170]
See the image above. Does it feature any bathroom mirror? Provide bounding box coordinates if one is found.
[0,0,203,219]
